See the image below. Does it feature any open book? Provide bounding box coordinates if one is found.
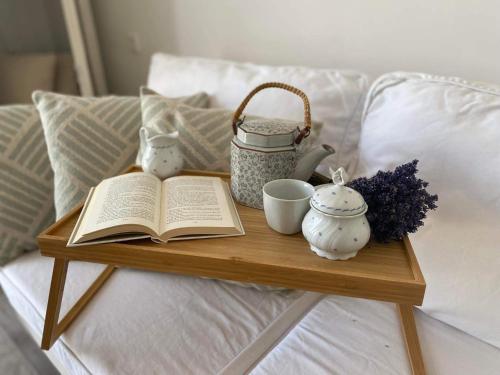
[68,172,244,246]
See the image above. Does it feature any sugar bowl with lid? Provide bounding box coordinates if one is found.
[302,168,370,260]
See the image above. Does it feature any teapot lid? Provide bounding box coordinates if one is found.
[236,117,300,148]
[310,168,368,217]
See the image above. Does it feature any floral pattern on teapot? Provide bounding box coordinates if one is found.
[240,119,298,135]
[230,140,296,209]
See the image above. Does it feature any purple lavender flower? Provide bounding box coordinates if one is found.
[347,160,438,242]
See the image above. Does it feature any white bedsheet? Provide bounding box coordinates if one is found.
[2,251,499,374]
[251,295,500,375]
[0,251,319,375]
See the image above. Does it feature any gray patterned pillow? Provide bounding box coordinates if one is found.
[0,105,55,265]
[168,106,239,172]
[140,91,323,172]
[33,91,209,219]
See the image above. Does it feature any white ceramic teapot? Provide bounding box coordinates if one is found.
[302,167,370,260]
[230,82,335,209]
[139,127,183,179]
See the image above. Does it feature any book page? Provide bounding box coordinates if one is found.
[79,172,162,235]
[160,176,235,233]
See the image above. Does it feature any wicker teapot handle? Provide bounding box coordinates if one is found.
[232,82,312,144]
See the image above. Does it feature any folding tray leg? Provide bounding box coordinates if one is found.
[41,258,115,350]
[398,304,426,375]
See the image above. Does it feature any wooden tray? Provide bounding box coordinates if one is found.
[39,167,425,305]
[38,167,427,373]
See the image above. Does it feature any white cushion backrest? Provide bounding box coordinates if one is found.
[356,72,500,348]
[147,53,368,175]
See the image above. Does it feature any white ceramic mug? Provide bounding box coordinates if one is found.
[263,179,315,234]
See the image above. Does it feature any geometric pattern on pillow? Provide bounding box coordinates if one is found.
[33,92,143,219]
[0,104,55,265]
[33,91,210,219]
[136,87,209,164]
[168,106,237,172]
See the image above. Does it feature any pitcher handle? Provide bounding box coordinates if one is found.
[139,127,148,155]
[231,82,312,144]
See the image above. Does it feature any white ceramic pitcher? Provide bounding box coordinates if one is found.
[139,127,183,179]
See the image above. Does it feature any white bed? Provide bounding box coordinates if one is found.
[2,252,499,374]
[1,56,500,374]
[0,251,323,374]
[250,296,500,375]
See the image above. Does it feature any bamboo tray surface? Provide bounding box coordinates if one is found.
[38,167,425,305]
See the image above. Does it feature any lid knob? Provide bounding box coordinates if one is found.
[330,167,349,186]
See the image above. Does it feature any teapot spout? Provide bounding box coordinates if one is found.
[291,144,335,181]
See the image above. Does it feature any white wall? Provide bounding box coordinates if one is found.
[91,0,500,95]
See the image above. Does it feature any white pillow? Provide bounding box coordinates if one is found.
[147,53,368,175]
[356,72,500,348]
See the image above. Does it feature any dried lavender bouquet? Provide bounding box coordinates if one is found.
[347,160,438,242]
